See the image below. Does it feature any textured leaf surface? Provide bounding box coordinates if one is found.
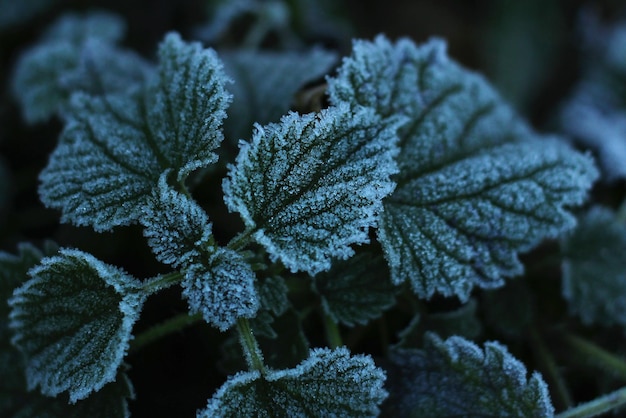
[384,334,554,417]
[561,206,626,326]
[38,32,231,230]
[142,171,213,268]
[222,49,337,140]
[8,249,146,402]
[223,104,401,274]
[313,252,397,326]
[182,247,258,331]
[201,346,387,417]
[329,35,598,300]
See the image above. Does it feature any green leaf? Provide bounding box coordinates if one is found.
[561,206,626,327]
[250,276,290,338]
[182,247,258,331]
[141,170,214,268]
[385,333,554,417]
[223,104,401,274]
[329,35,598,300]
[313,252,397,326]
[200,346,387,417]
[221,49,337,140]
[38,32,232,231]
[8,249,146,402]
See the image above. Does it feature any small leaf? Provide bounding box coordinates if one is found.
[384,334,554,417]
[201,346,387,417]
[561,206,626,327]
[257,276,289,316]
[313,252,397,326]
[329,35,598,300]
[141,171,213,268]
[9,249,146,402]
[221,49,337,140]
[223,104,401,274]
[182,247,258,331]
[41,11,126,44]
[38,32,232,230]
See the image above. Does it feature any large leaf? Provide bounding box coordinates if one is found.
[9,249,146,402]
[384,334,554,417]
[561,206,626,327]
[38,32,232,231]
[223,104,402,274]
[328,35,598,300]
[201,346,387,417]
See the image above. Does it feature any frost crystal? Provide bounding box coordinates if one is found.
[223,104,401,274]
[385,334,554,417]
[38,32,232,231]
[182,248,258,331]
[200,346,387,417]
[8,249,146,403]
[329,35,598,300]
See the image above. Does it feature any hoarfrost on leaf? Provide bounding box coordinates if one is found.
[223,104,401,275]
[561,206,626,327]
[182,247,258,331]
[329,35,598,300]
[38,32,232,231]
[200,346,387,417]
[384,333,554,417]
[8,249,146,403]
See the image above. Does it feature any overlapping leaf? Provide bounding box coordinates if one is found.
[384,334,554,417]
[201,346,387,417]
[8,249,146,402]
[182,247,258,331]
[313,252,397,326]
[39,32,232,231]
[328,35,598,300]
[223,104,402,274]
[561,206,626,326]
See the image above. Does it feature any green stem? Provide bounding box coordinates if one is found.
[562,333,626,381]
[617,198,626,223]
[236,317,266,373]
[228,228,254,252]
[555,386,626,418]
[142,271,184,296]
[129,313,202,354]
[323,313,343,349]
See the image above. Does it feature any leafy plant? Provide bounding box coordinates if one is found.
[3,3,626,418]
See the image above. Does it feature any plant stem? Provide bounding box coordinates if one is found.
[323,313,343,349]
[228,228,254,251]
[562,333,626,381]
[142,271,183,296]
[236,317,266,374]
[129,313,202,354]
[555,386,626,418]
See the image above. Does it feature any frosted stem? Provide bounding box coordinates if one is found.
[130,313,202,353]
[324,313,343,349]
[555,386,626,418]
[237,317,266,374]
[562,333,626,381]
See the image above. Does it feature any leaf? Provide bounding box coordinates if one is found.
[141,171,214,268]
[40,11,126,44]
[313,252,397,326]
[250,276,290,338]
[8,249,146,402]
[328,35,598,300]
[221,49,337,140]
[223,104,401,274]
[38,32,232,231]
[182,247,258,331]
[561,206,626,327]
[384,334,554,417]
[200,346,387,417]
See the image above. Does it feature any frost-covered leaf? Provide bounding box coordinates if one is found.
[561,206,626,327]
[201,346,387,417]
[141,171,213,268]
[223,104,401,275]
[221,49,337,140]
[0,0,58,30]
[8,249,146,402]
[182,247,258,331]
[329,35,598,300]
[11,12,148,124]
[250,276,290,338]
[39,32,232,231]
[313,252,397,326]
[384,334,554,417]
